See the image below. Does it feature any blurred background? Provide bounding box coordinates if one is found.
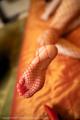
[0,0,30,119]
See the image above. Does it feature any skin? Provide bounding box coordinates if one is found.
[17,45,57,97]
[17,0,80,98]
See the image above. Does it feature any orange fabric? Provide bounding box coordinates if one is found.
[11,0,80,120]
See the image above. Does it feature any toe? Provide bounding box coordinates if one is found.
[24,78,43,98]
[19,77,25,85]
[19,92,22,96]
[17,84,23,96]
[19,79,24,84]
[17,78,28,96]
[21,86,28,95]
[17,83,28,96]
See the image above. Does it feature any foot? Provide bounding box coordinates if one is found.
[17,45,57,98]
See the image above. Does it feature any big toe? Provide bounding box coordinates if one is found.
[17,79,28,96]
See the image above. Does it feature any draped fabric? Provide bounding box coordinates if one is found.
[11,0,80,119]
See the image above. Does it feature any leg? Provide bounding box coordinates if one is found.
[17,0,80,98]
[41,0,61,20]
[17,45,57,98]
[41,0,80,33]
[50,0,80,32]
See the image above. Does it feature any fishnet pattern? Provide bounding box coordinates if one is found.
[17,0,80,98]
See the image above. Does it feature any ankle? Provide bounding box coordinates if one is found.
[37,27,60,47]
[45,27,61,43]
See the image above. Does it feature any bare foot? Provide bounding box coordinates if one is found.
[17,45,57,98]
